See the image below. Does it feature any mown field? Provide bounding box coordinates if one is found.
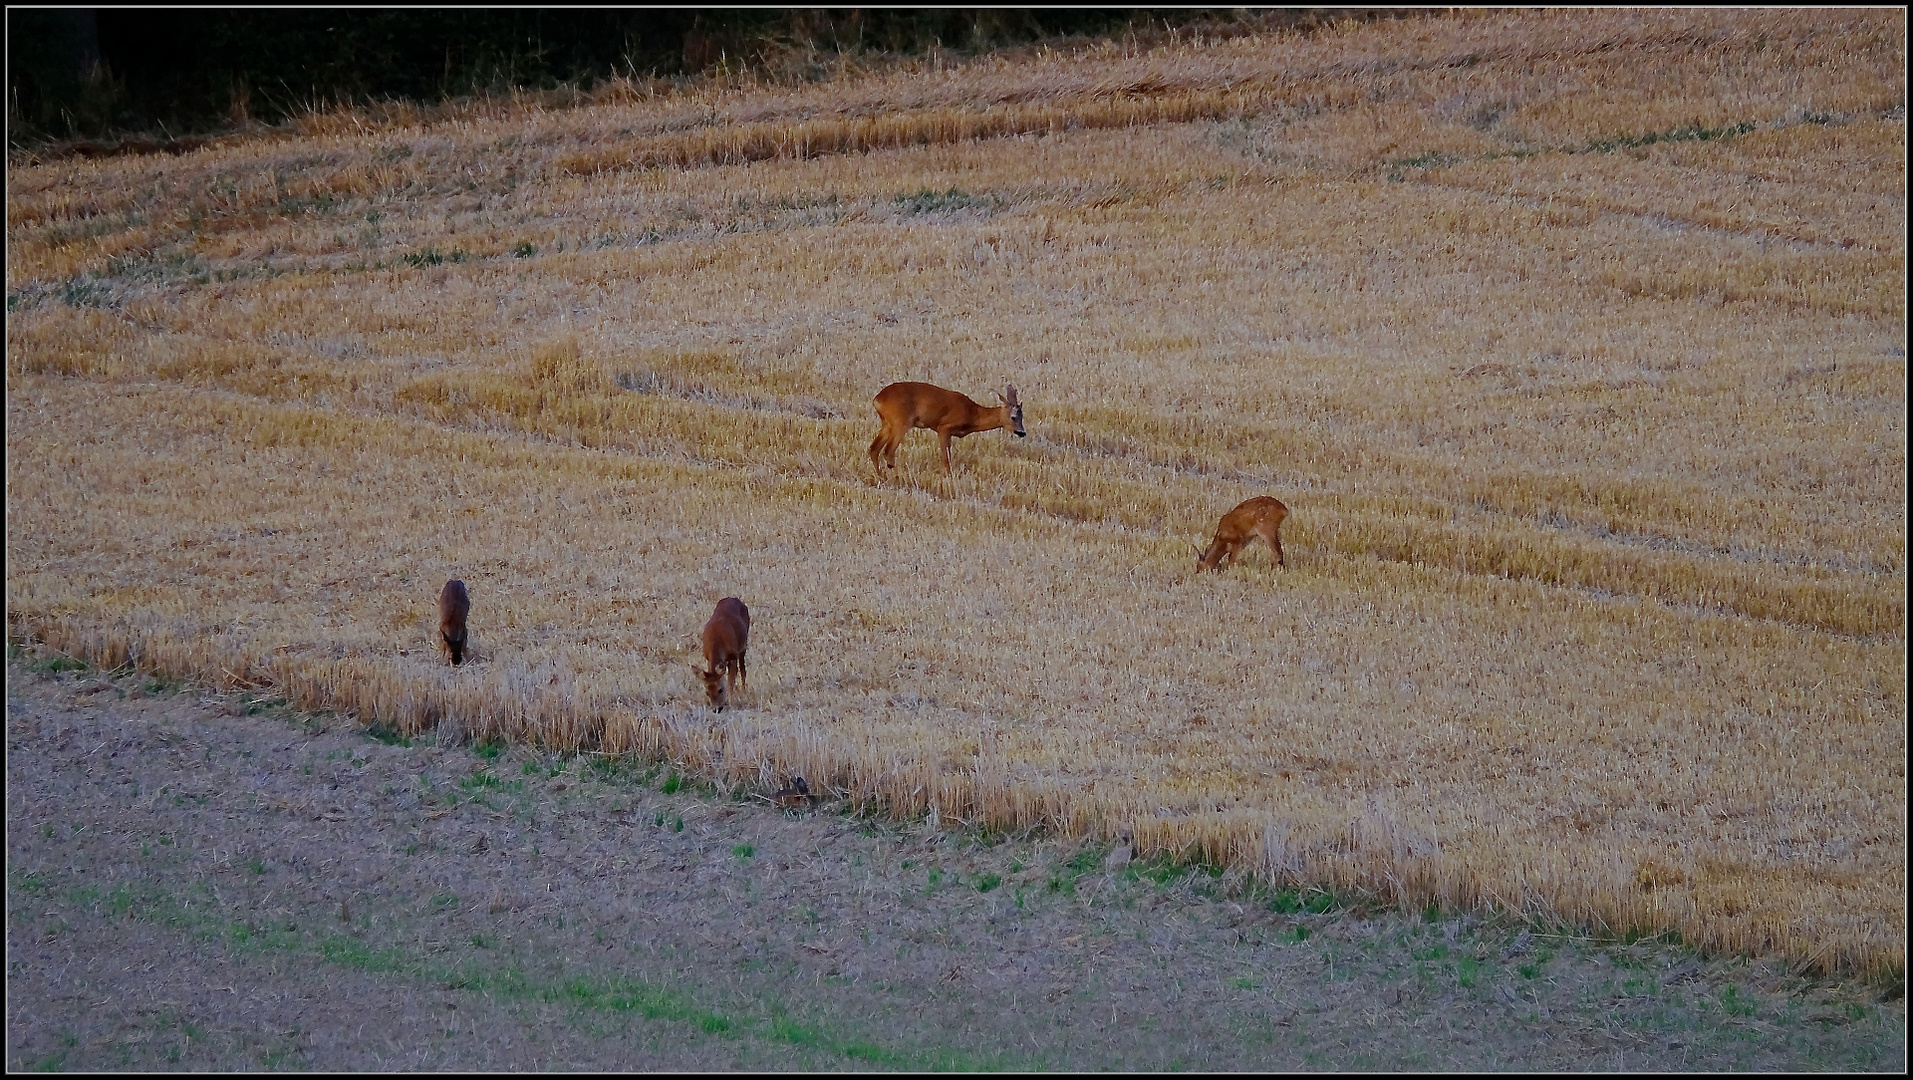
[6,9,1905,976]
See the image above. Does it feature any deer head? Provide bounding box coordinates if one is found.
[1195,539,1229,573]
[697,666,729,711]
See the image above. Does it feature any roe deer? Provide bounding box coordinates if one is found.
[698,597,750,710]
[868,382,1024,474]
[439,579,471,665]
[771,777,813,810]
[1196,497,1290,574]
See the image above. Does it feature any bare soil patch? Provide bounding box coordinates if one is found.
[7,8,1904,977]
[7,650,1904,1071]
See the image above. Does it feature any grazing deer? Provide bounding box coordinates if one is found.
[1195,496,1290,574]
[771,777,813,811]
[698,597,750,711]
[868,382,1025,475]
[438,579,471,665]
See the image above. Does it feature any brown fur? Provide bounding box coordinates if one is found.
[1196,497,1290,574]
[438,579,471,665]
[698,597,750,710]
[868,382,1025,474]
[771,777,812,810]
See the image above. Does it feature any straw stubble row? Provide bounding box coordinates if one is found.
[6,7,1903,973]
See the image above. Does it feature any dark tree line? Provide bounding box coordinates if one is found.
[8,9,1395,146]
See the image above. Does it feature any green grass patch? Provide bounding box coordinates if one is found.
[276,194,340,217]
[1264,887,1339,916]
[1719,984,1756,1018]
[28,870,1035,1070]
[457,771,522,795]
[1386,150,1467,180]
[1265,890,1303,914]
[318,934,410,973]
[400,246,469,268]
[364,721,410,746]
[1129,856,1191,887]
[893,186,991,215]
[584,755,652,785]
[25,651,88,674]
[1582,121,1756,154]
[1065,847,1103,876]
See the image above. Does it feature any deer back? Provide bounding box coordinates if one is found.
[877,381,1002,433]
[439,580,469,632]
[438,579,471,663]
[702,597,750,665]
[1198,497,1290,571]
[1227,496,1288,536]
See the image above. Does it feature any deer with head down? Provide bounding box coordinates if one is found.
[1195,497,1290,575]
[770,777,813,811]
[868,381,1025,475]
[697,597,750,711]
[438,579,471,665]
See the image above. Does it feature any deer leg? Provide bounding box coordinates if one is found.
[738,653,746,691]
[1251,528,1281,567]
[873,425,902,469]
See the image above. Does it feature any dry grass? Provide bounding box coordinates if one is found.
[6,9,1905,975]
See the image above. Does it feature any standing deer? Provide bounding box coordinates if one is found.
[438,579,471,665]
[868,382,1025,475]
[1195,497,1290,574]
[698,597,751,711]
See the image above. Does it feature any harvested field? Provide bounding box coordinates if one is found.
[6,7,1906,978]
[7,653,1906,1070]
